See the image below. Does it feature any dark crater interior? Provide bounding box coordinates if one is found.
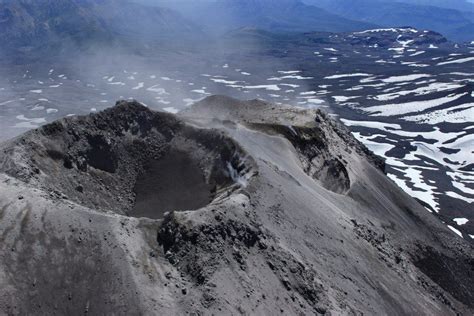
[131,150,215,219]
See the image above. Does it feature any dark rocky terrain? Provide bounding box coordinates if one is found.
[0,97,472,315]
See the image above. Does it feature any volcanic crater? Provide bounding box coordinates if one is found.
[1,100,255,219]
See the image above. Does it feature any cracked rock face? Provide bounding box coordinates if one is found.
[0,96,472,315]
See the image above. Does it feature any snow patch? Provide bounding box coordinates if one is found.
[325,73,371,79]
[453,218,468,226]
[381,74,430,83]
[437,57,474,66]
[447,225,463,238]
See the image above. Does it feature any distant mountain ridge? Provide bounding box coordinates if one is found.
[0,0,111,49]
[0,0,200,56]
[304,0,474,42]
[396,0,474,12]
[148,0,379,34]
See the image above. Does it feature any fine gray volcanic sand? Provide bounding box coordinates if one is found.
[1,100,472,315]
[130,150,214,219]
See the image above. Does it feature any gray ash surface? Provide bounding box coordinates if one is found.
[0,97,472,315]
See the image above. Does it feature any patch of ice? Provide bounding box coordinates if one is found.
[191,89,210,95]
[325,73,371,79]
[381,74,430,83]
[447,225,463,238]
[243,85,280,91]
[268,75,313,81]
[408,64,429,68]
[156,99,171,105]
[409,51,425,57]
[278,70,301,74]
[306,99,324,104]
[446,191,474,204]
[453,218,469,225]
[132,82,144,90]
[211,78,242,85]
[389,47,405,54]
[346,86,364,91]
[448,72,474,76]
[280,84,300,88]
[333,96,359,102]
[147,85,168,95]
[0,100,16,106]
[340,119,401,131]
[163,107,179,114]
[437,57,474,66]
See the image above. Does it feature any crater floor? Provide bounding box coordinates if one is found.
[131,150,215,219]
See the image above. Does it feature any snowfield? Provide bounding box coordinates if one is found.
[437,57,474,66]
[365,93,468,116]
[381,74,431,83]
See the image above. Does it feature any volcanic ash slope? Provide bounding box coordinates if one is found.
[0,96,472,315]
